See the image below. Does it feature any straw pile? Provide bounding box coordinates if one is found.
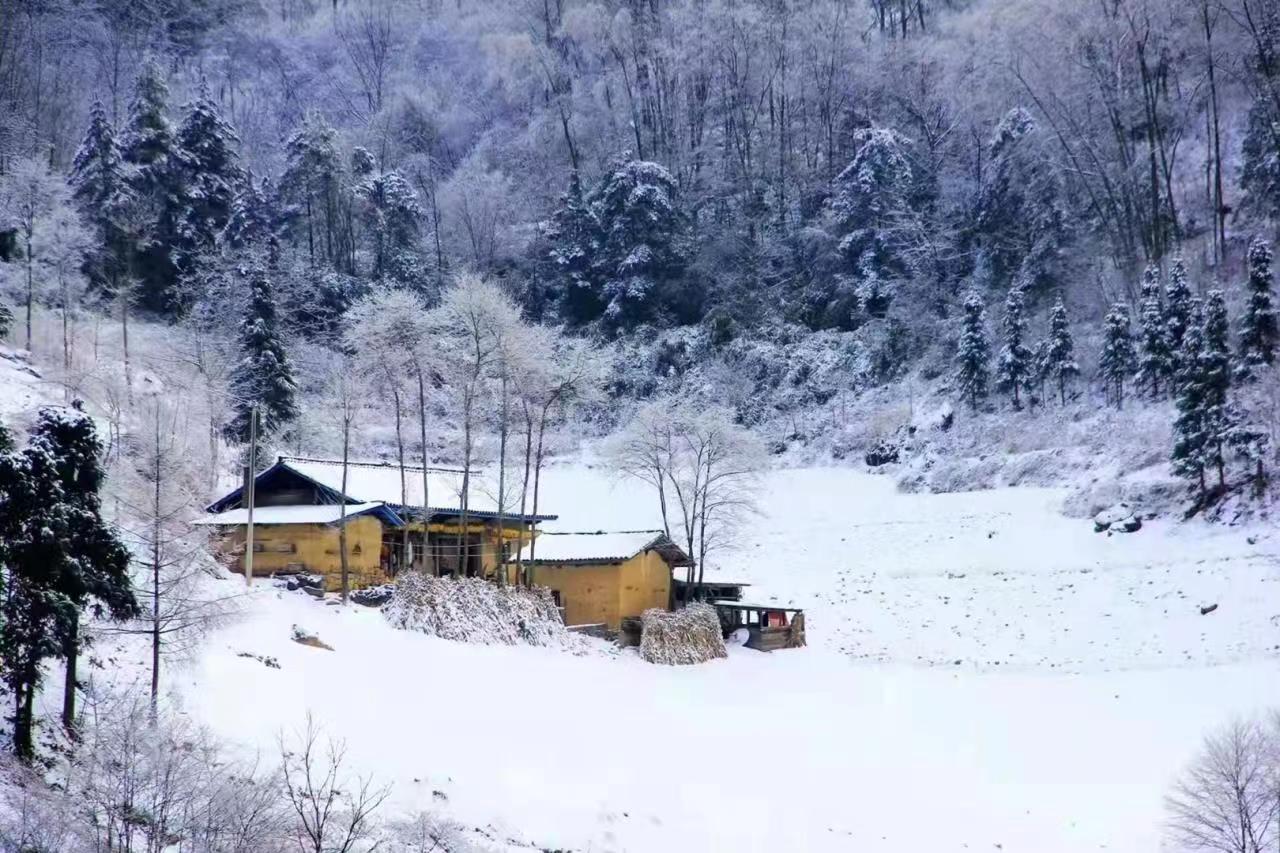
[382,573,575,648]
[638,604,727,665]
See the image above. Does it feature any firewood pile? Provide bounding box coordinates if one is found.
[639,604,727,665]
[382,572,578,648]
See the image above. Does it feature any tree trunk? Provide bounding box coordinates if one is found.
[393,386,409,573]
[339,415,351,602]
[417,369,433,576]
[61,613,79,733]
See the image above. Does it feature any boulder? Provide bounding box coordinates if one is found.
[1093,502,1141,534]
[350,584,396,607]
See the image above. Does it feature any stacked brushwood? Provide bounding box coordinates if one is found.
[382,573,574,648]
[639,604,728,665]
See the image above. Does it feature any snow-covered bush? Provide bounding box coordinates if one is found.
[638,604,727,666]
[382,573,579,649]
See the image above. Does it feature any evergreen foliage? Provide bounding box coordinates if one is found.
[1045,298,1079,405]
[588,160,690,329]
[224,264,299,443]
[0,407,136,760]
[278,111,347,270]
[223,171,278,250]
[954,290,990,411]
[120,58,182,314]
[1171,299,1209,492]
[0,298,13,340]
[1238,236,1277,377]
[68,99,133,297]
[830,127,915,325]
[973,108,1071,295]
[354,156,423,284]
[995,285,1032,408]
[1098,302,1136,409]
[543,170,602,326]
[170,83,242,314]
[1164,256,1194,376]
[1135,263,1170,399]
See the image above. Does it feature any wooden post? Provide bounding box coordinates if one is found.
[244,405,258,586]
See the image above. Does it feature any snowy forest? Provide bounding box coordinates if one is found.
[2,0,1280,849]
[1,0,1278,503]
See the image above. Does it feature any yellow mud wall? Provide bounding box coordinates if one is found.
[527,562,624,628]
[217,516,388,590]
[617,550,673,622]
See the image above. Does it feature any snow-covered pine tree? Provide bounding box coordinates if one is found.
[0,300,12,339]
[544,169,602,325]
[995,285,1032,409]
[352,150,423,284]
[0,407,136,759]
[1237,236,1277,378]
[1098,302,1136,409]
[223,170,278,250]
[589,159,688,329]
[171,83,242,315]
[831,126,915,323]
[121,57,182,314]
[1045,297,1079,405]
[278,111,345,270]
[69,98,133,298]
[121,57,176,171]
[954,290,990,411]
[1171,298,1209,495]
[1134,263,1170,399]
[1164,255,1194,377]
[224,263,299,443]
[1199,290,1237,488]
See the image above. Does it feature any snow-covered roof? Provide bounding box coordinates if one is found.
[205,457,557,522]
[195,502,402,527]
[520,530,691,565]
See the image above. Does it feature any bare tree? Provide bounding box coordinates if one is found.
[1166,715,1280,853]
[107,393,238,716]
[322,352,370,602]
[608,398,765,593]
[279,715,390,853]
[427,273,522,576]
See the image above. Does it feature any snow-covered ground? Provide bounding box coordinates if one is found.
[156,463,1280,852]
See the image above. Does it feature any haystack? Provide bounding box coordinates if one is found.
[638,604,727,665]
[382,573,573,648]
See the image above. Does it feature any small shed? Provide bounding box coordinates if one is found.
[714,603,807,652]
[511,530,693,630]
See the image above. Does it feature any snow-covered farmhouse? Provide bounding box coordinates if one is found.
[506,530,693,630]
[200,456,556,589]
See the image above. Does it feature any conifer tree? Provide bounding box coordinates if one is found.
[1164,255,1194,376]
[224,264,299,443]
[995,285,1032,408]
[279,111,345,269]
[121,58,176,172]
[1045,298,1079,405]
[1030,338,1052,407]
[1171,299,1209,495]
[1199,290,1237,488]
[223,171,278,250]
[0,300,12,339]
[353,151,423,283]
[0,407,136,759]
[1098,302,1136,409]
[1238,236,1277,378]
[69,99,133,298]
[171,84,242,314]
[544,170,602,325]
[121,58,182,313]
[1135,263,1170,398]
[954,290,990,411]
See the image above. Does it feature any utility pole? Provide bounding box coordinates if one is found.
[244,404,258,586]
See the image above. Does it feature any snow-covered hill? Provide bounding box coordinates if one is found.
[141,464,1280,852]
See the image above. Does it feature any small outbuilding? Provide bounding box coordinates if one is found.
[509,530,693,630]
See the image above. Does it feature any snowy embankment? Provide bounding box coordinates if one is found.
[155,463,1280,853]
